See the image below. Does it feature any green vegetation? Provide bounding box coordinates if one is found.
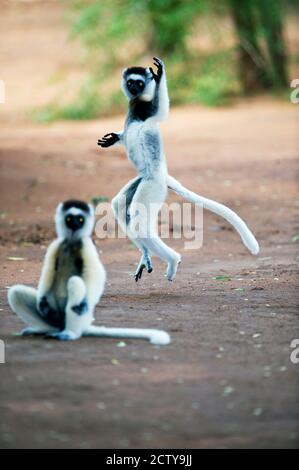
[90,195,109,206]
[191,50,240,106]
[34,0,298,122]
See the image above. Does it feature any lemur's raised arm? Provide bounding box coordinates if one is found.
[149,57,169,121]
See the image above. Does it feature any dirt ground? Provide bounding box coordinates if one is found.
[0,1,299,450]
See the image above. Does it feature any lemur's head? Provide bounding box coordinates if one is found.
[55,200,95,240]
[121,66,155,102]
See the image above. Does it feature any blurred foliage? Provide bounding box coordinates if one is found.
[147,0,203,54]
[33,0,298,122]
[34,78,101,122]
[90,195,109,206]
[229,0,290,92]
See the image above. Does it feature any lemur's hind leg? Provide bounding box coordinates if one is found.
[48,276,92,340]
[8,285,57,336]
[112,177,153,280]
[129,178,181,281]
[141,236,181,281]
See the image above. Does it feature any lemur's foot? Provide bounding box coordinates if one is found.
[46,330,79,341]
[166,255,181,281]
[135,263,145,282]
[21,327,47,337]
[98,133,119,148]
[134,255,153,282]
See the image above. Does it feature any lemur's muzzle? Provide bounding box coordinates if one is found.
[65,214,84,231]
[129,85,139,96]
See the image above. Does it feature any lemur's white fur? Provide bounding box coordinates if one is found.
[100,58,259,282]
[126,73,144,81]
[139,69,156,102]
[167,176,259,255]
[85,326,170,345]
[8,201,170,345]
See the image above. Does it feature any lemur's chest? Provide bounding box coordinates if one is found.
[124,121,162,173]
[51,240,83,310]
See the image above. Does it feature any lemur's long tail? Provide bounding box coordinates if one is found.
[167,175,259,255]
[83,325,170,346]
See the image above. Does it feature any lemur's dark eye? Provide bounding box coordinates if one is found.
[66,216,71,223]
[79,217,84,223]
[127,80,132,86]
[137,81,143,88]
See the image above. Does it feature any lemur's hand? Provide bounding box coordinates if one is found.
[149,57,164,83]
[97,133,119,148]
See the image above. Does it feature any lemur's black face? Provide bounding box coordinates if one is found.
[65,213,85,232]
[122,66,154,100]
[126,78,145,96]
[56,199,94,239]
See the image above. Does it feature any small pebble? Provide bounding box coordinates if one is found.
[96,402,106,410]
[223,386,234,397]
[253,407,263,416]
